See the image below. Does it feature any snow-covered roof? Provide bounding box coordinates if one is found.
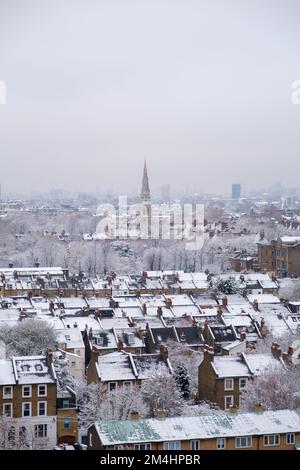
[13,356,56,384]
[171,305,200,317]
[212,355,250,378]
[280,236,300,245]
[243,353,285,375]
[62,316,101,331]
[0,359,15,385]
[97,352,136,381]
[93,409,300,445]
[0,355,57,385]
[247,294,280,304]
[164,294,194,306]
[56,328,85,349]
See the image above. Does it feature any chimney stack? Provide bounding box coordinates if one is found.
[203,344,214,362]
[253,299,259,311]
[271,342,282,359]
[159,345,168,361]
[222,296,228,307]
[142,303,147,316]
[255,403,264,413]
[229,404,238,414]
[154,409,166,419]
[239,330,246,342]
[46,349,53,366]
[129,410,140,420]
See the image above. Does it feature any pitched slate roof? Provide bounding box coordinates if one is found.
[92,409,300,445]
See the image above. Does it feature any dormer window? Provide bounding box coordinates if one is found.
[21,364,30,372]
[96,337,103,346]
[35,364,43,372]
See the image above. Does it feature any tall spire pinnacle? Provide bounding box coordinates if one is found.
[140,160,151,202]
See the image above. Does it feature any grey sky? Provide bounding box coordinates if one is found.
[0,0,300,196]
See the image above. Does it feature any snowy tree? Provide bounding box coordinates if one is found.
[279,280,300,301]
[140,365,185,417]
[77,383,103,428]
[53,354,75,391]
[166,339,202,393]
[174,365,190,400]
[240,366,300,411]
[0,319,56,357]
[0,416,49,450]
[217,278,238,295]
[77,383,147,427]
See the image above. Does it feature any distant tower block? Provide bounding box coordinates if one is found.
[232,183,241,199]
[140,160,151,202]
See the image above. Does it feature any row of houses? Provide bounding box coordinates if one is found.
[0,267,281,297]
[88,408,300,450]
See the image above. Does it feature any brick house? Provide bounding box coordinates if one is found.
[86,346,172,392]
[88,408,300,450]
[198,344,286,410]
[0,353,57,448]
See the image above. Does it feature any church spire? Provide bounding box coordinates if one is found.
[140,160,151,202]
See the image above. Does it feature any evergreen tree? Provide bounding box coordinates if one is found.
[175,365,190,400]
[217,278,237,295]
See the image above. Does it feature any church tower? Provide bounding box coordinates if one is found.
[140,160,151,202]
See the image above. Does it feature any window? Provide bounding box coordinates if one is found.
[286,433,295,445]
[34,424,47,438]
[123,381,132,390]
[224,395,234,410]
[3,386,13,399]
[38,385,47,397]
[190,440,200,450]
[264,435,280,446]
[108,382,117,392]
[22,385,32,398]
[224,378,234,391]
[63,418,71,430]
[71,361,76,366]
[38,402,47,416]
[3,403,12,417]
[163,441,181,450]
[96,337,103,345]
[235,436,252,448]
[134,443,151,450]
[62,399,70,408]
[239,378,247,389]
[216,437,226,449]
[22,402,31,417]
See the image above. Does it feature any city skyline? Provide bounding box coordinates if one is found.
[1,1,300,195]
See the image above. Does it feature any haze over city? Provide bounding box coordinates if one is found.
[1,0,300,196]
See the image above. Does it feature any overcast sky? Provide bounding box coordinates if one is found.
[0,0,300,196]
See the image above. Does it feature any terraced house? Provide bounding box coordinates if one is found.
[88,408,300,450]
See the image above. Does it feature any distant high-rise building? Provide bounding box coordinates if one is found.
[232,183,241,199]
[140,160,151,202]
